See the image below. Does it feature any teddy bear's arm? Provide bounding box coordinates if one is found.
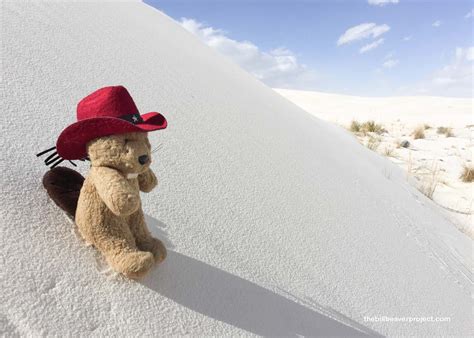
[90,166,140,216]
[138,168,158,193]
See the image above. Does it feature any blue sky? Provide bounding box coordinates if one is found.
[146,0,473,97]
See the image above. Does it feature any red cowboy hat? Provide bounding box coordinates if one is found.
[56,86,167,160]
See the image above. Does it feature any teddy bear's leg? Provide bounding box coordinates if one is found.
[129,209,167,264]
[92,219,155,279]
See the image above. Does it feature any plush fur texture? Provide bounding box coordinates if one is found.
[75,132,166,279]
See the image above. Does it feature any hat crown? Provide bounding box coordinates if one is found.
[77,86,139,121]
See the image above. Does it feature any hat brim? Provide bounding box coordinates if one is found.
[56,112,167,160]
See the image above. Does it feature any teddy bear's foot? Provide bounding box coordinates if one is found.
[107,251,154,279]
[137,238,167,264]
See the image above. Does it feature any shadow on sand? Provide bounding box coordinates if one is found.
[143,215,381,337]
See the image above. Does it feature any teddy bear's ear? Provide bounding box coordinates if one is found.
[36,146,89,169]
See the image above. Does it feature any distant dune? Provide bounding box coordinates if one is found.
[275,88,473,127]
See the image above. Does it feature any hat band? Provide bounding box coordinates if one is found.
[120,113,143,124]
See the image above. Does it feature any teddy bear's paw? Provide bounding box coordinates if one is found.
[113,251,154,279]
[150,238,167,264]
[138,238,167,264]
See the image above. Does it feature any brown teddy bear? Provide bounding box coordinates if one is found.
[38,86,168,278]
[75,132,167,278]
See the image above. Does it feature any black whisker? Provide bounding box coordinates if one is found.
[36,146,88,169]
[44,151,58,163]
[45,154,61,166]
[50,158,65,169]
[151,144,163,154]
[36,146,56,157]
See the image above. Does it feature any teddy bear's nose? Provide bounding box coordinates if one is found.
[138,155,149,165]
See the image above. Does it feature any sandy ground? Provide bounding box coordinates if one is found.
[276,88,473,237]
[372,124,473,237]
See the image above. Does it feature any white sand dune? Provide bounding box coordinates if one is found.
[1,2,472,336]
[276,88,474,236]
[275,88,473,128]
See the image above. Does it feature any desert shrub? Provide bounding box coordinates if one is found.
[412,126,425,139]
[360,121,386,135]
[424,124,431,130]
[383,146,395,157]
[437,126,454,137]
[419,162,440,199]
[366,135,381,151]
[460,164,474,183]
[437,126,448,134]
[348,120,385,135]
[349,120,361,133]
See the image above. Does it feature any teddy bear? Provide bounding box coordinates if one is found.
[38,86,168,278]
[75,132,167,278]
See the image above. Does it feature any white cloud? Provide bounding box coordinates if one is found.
[416,47,473,96]
[465,9,474,18]
[465,46,474,61]
[359,38,384,53]
[368,0,399,6]
[382,59,399,68]
[179,18,317,89]
[337,23,390,46]
[402,35,412,41]
[432,20,442,27]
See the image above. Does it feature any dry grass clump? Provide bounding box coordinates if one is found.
[437,126,454,137]
[349,120,386,135]
[406,151,413,178]
[349,120,361,133]
[412,126,425,139]
[460,164,474,183]
[419,162,440,199]
[361,120,386,134]
[383,146,395,157]
[424,124,431,130]
[406,157,441,200]
[366,135,381,151]
[437,126,448,134]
